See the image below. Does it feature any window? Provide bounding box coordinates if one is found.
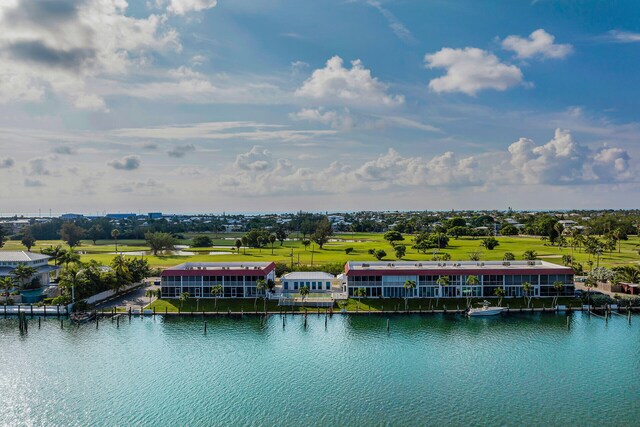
[326,282,330,290]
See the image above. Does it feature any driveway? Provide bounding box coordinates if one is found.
[95,282,159,310]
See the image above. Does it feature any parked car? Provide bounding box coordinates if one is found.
[574,290,583,297]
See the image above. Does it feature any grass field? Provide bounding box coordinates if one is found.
[147,296,584,313]
[2,232,639,269]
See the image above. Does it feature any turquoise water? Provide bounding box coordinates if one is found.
[1,312,639,426]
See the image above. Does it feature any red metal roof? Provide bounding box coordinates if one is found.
[161,262,276,277]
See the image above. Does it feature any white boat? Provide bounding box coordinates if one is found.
[467,300,504,317]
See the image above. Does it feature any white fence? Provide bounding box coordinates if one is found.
[85,282,141,305]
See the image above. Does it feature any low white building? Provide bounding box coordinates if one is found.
[280,272,339,293]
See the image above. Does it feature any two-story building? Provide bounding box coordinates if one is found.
[344,260,574,299]
[0,251,59,286]
[160,262,276,298]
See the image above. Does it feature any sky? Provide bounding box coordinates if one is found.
[0,0,639,215]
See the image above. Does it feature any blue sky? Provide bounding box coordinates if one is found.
[0,0,638,214]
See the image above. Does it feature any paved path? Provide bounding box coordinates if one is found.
[95,283,159,310]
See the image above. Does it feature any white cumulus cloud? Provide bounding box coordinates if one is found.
[425,47,523,95]
[0,0,180,109]
[166,0,217,15]
[295,56,404,107]
[502,29,573,59]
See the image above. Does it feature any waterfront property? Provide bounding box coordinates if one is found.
[280,271,341,293]
[344,260,574,298]
[160,262,276,298]
[0,251,59,286]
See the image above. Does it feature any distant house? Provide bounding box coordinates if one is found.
[148,212,163,219]
[106,213,137,220]
[60,213,84,220]
[0,219,30,234]
[0,251,60,285]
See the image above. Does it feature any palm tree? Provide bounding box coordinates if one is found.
[41,245,66,266]
[211,284,223,312]
[403,280,416,311]
[493,286,505,307]
[256,279,268,312]
[145,288,156,308]
[235,239,242,254]
[111,229,120,252]
[58,264,88,303]
[584,276,597,308]
[355,287,367,309]
[10,264,38,288]
[241,236,248,255]
[269,234,276,255]
[179,292,190,309]
[299,285,310,308]
[552,280,563,307]
[465,275,479,309]
[60,248,80,268]
[111,254,132,293]
[0,277,14,304]
[522,282,532,308]
[436,275,450,298]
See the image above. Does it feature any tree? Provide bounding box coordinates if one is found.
[299,285,310,308]
[211,284,223,312]
[235,239,242,253]
[144,232,177,255]
[374,249,386,260]
[58,264,88,304]
[60,222,85,247]
[500,224,519,236]
[355,287,366,310]
[613,265,640,284]
[403,280,416,310]
[522,250,537,261]
[436,275,450,298]
[0,224,5,248]
[465,275,479,308]
[522,282,533,308]
[552,280,563,306]
[10,264,38,288]
[0,277,14,303]
[383,230,404,246]
[241,236,248,255]
[311,217,333,249]
[302,239,311,251]
[87,225,104,245]
[256,279,267,311]
[275,227,288,246]
[480,237,499,250]
[394,244,406,260]
[145,288,156,307]
[468,250,481,261]
[111,229,120,252]
[269,234,277,255]
[345,247,354,255]
[503,252,515,261]
[41,245,66,266]
[493,286,505,306]
[60,249,80,268]
[191,235,213,248]
[179,292,190,309]
[21,229,37,251]
[111,255,133,293]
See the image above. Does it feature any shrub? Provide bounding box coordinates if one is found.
[345,247,354,254]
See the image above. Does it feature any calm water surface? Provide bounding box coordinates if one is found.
[1,312,639,426]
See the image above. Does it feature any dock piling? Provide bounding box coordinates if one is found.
[204,320,207,335]
[386,318,389,332]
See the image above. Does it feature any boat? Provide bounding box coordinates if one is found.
[70,311,96,323]
[466,300,505,317]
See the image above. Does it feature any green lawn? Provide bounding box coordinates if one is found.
[2,233,639,269]
[147,296,583,313]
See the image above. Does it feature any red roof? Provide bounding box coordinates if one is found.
[161,262,276,277]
